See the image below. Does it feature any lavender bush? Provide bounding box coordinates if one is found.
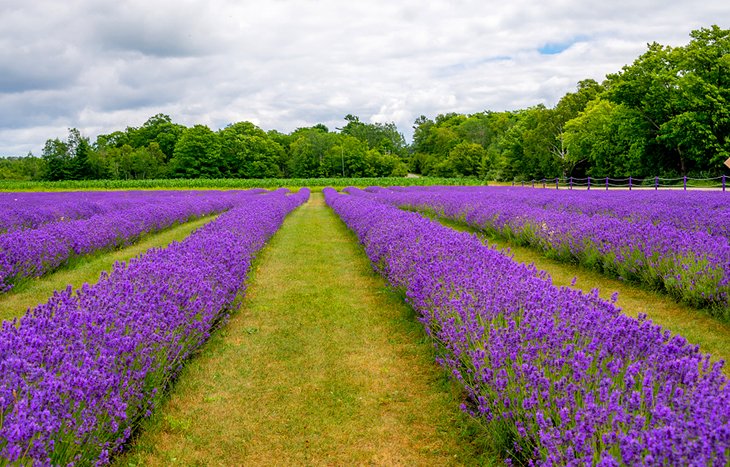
[0,190,265,293]
[0,188,309,465]
[0,190,269,234]
[352,186,730,316]
[366,186,730,241]
[324,187,730,466]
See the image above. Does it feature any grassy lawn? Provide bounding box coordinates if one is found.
[433,216,730,376]
[115,192,494,466]
[0,215,217,323]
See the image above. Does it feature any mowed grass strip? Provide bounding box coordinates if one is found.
[116,192,492,466]
[0,214,217,323]
[434,216,730,376]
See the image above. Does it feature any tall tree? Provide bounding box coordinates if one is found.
[322,136,368,177]
[67,128,93,180]
[340,115,407,158]
[41,128,94,180]
[41,138,71,181]
[607,26,730,175]
[128,114,185,161]
[288,127,338,178]
[169,125,222,178]
[563,99,648,177]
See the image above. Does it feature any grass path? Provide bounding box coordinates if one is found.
[0,215,217,323]
[434,216,730,376]
[116,193,491,466]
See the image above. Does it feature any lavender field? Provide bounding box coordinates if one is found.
[355,186,730,317]
[0,190,270,292]
[0,188,308,464]
[0,186,728,465]
[326,186,730,465]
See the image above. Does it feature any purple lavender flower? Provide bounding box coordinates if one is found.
[324,187,730,465]
[0,188,309,465]
[0,190,267,292]
[350,186,730,315]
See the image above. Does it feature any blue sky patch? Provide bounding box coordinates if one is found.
[538,36,589,55]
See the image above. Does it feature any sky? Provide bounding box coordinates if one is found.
[0,0,727,156]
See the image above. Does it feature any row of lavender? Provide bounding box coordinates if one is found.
[380,186,730,240]
[0,190,264,293]
[324,187,729,465]
[358,186,730,316]
[0,190,266,234]
[0,188,309,465]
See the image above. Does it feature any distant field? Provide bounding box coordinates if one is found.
[0,176,484,191]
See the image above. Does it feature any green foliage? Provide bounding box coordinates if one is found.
[321,136,367,177]
[41,129,95,181]
[169,125,222,178]
[606,25,730,175]
[0,154,45,180]
[340,114,408,158]
[497,106,562,180]
[430,141,485,177]
[288,127,338,177]
[563,99,648,177]
[407,26,728,181]
[126,114,185,161]
[41,138,71,181]
[365,150,408,177]
[219,122,283,178]
[286,122,410,178]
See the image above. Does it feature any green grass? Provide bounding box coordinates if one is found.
[0,215,217,323]
[432,216,730,376]
[0,176,485,191]
[115,192,495,466]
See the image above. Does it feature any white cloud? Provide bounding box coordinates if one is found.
[0,0,726,155]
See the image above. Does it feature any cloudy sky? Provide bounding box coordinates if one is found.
[0,0,726,156]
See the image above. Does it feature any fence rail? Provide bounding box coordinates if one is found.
[513,175,728,191]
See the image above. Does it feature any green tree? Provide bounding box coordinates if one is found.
[219,122,272,177]
[0,154,45,180]
[94,130,130,152]
[446,141,487,177]
[41,138,71,181]
[547,80,604,176]
[126,143,166,179]
[606,26,730,175]
[288,127,338,177]
[322,136,368,177]
[363,150,408,177]
[41,128,95,181]
[170,125,222,178]
[412,115,435,157]
[128,114,185,161]
[266,129,295,176]
[340,115,407,158]
[67,128,93,180]
[496,106,562,181]
[563,99,648,177]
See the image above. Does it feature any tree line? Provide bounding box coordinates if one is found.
[23,114,408,182]
[1,26,727,182]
